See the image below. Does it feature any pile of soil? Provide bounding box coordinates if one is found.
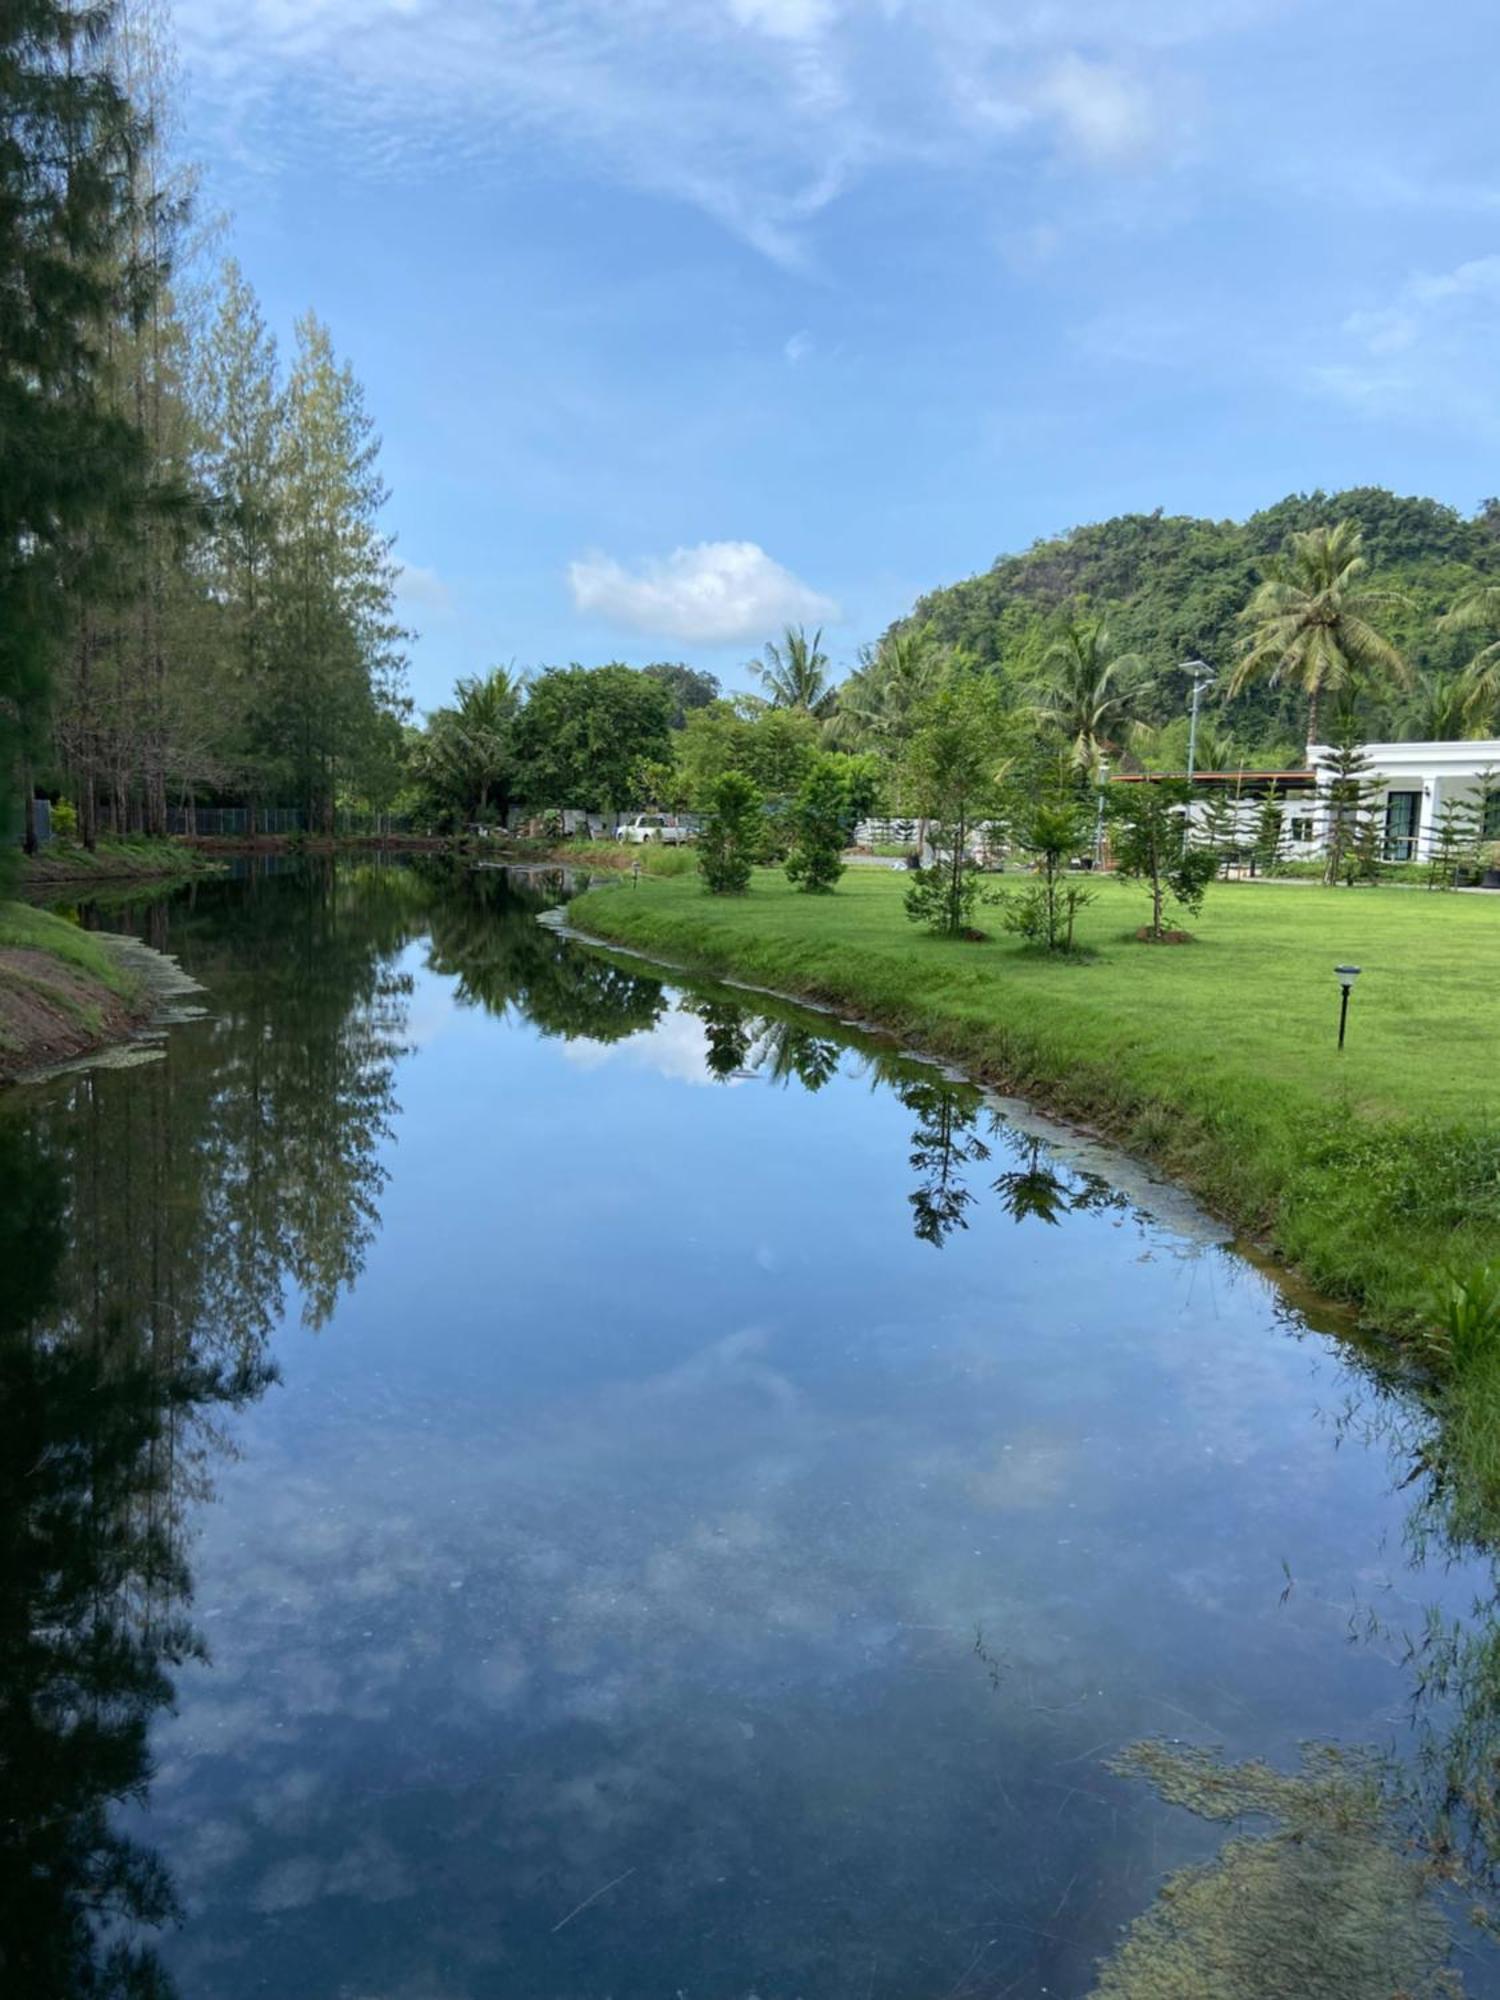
[0,946,148,1083]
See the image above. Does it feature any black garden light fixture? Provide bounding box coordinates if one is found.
[1335,964,1361,1050]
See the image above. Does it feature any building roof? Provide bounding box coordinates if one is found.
[1110,769,1316,787]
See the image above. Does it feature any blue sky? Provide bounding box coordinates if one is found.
[173,0,1500,715]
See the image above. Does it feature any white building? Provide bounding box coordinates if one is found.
[1302,738,1500,863]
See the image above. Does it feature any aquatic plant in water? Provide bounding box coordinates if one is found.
[1091,1742,1463,1998]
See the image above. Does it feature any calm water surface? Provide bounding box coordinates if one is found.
[5,861,1499,1997]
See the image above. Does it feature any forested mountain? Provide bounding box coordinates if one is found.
[897,489,1500,753]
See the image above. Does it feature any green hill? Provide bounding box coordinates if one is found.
[897,488,1500,754]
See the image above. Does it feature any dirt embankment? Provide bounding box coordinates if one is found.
[0,944,152,1084]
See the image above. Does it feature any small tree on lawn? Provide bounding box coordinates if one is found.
[1194,784,1236,875]
[1253,781,1287,874]
[1107,778,1218,940]
[1001,784,1095,953]
[1317,717,1385,887]
[785,755,849,893]
[900,683,1010,936]
[698,771,764,893]
[1427,793,1480,891]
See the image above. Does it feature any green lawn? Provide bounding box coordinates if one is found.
[572,867,1500,1342]
[0,901,135,993]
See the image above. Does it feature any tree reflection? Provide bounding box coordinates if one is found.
[423,868,667,1046]
[0,862,419,1991]
[898,1078,994,1247]
[993,1135,1128,1228]
[0,1120,275,1997]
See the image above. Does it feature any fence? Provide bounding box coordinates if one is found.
[163,807,414,838]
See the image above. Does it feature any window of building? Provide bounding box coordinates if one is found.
[1290,816,1314,843]
[1384,791,1421,862]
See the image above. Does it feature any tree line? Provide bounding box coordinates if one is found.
[2,0,408,871]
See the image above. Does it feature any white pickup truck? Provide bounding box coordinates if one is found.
[617,814,693,846]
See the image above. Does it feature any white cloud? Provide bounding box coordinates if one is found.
[568,540,839,643]
[728,0,836,40]
[395,560,452,614]
[783,329,815,363]
[172,0,1249,265]
[1033,56,1157,166]
[1318,252,1500,429]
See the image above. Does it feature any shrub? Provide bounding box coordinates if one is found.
[50,798,78,842]
[698,771,763,894]
[999,792,1094,952]
[784,756,848,894]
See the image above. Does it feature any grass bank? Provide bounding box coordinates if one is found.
[20,834,220,889]
[572,866,1500,1503]
[0,902,147,1082]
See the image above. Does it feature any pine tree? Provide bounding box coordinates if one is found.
[270,314,408,827]
[196,258,286,826]
[1316,716,1385,887]
[0,0,159,859]
[1253,781,1287,874]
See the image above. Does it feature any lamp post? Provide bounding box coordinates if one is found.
[1335,964,1361,1050]
[1181,659,1216,784]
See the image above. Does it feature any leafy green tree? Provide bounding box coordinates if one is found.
[1030,616,1152,776]
[1107,778,1218,938]
[675,701,819,805]
[751,624,836,717]
[1000,787,1094,952]
[784,754,849,893]
[698,770,763,893]
[900,682,1010,936]
[641,661,719,726]
[512,663,673,812]
[1231,520,1410,746]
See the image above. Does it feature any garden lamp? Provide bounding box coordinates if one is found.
[1335,964,1361,1050]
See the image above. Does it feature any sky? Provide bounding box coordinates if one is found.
[171,0,1500,715]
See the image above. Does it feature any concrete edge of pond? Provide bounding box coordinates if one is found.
[538,902,1236,1254]
[7,932,208,1088]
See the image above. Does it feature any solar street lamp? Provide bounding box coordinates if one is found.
[1335,964,1361,1050]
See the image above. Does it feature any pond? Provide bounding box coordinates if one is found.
[5,859,1499,1998]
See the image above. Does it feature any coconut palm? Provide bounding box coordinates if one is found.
[832,631,947,753]
[1438,581,1500,730]
[420,665,520,820]
[1030,617,1153,777]
[1125,714,1243,774]
[752,624,835,718]
[1230,520,1410,746]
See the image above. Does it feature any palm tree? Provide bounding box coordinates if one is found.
[1125,714,1242,774]
[831,631,946,753]
[1397,670,1472,743]
[752,624,835,718]
[1438,580,1500,730]
[1230,520,1410,746]
[422,665,520,820]
[1030,617,1152,777]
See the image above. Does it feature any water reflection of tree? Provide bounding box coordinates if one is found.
[0,862,423,1990]
[0,1121,276,1997]
[422,868,667,1046]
